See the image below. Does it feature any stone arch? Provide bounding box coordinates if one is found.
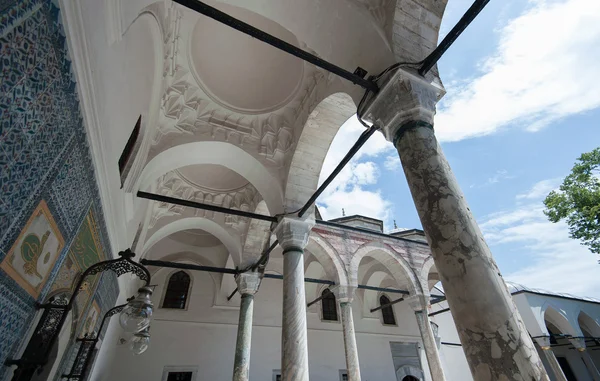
[240,201,272,268]
[396,365,424,381]
[141,216,242,266]
[578,310,600,338]
[283,92,356,211]
[420,256,440,292]
[135,141,284,214]
[114,8,165,193]
[305,234,348,285]
[543,305,579,338]
[349,241,420,296]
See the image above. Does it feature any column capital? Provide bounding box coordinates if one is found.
[534,336,552,350]
[236,271,261,296]
[569,337,586,351]
[274,216,315,252]
[363,68,445,144]
[405,294,430,312]
[334,285,357,304]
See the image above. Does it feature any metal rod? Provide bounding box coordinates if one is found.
[306,288,333,308]
[249,240,279,272]
[430,296,446,305]
[370,297,404,313]
[357,284,409,295]
[137,191,278,223]
[227,287,238,301]
[173,0,378,92]
[141,259,239,274]
[419,0,491,75]
[298,125,379,217]
[441,342,462,347]
[428,307,450,317]
[263,273,335,285]
[142,259,336,285]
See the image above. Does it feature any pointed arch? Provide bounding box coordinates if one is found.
[283,92,356,210]
[141,217,242,266]
[349,241,419,295]
[306,234,348,285]
[135,141,283,214]
[543,305,579,338]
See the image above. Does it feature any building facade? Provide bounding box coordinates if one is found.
[1,0,599,381]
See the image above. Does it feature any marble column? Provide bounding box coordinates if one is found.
[232,271,261,381]
[408,295,446,381]
[535,337,567,381]
[363,68,549,381]
[337,286,361,381]
[274,216,315,381]
[571,338,600,381]
[582,351,600,381]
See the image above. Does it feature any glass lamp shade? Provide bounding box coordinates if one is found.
[130,330,150,355]
[119,286,154,333]
[119,304,152,332]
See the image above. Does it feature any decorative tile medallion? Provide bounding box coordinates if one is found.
[0,199,64,297]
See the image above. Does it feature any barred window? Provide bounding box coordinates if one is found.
[321,289,338,321]
[162,271,191,309]
[380,295,396,325]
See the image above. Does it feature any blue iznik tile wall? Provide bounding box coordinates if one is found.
[0,0,119,380]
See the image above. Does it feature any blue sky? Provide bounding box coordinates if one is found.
[316,0,600,298]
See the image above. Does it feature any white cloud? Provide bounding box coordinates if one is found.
[436,0,600,142]
[384,155,401,171]
[480,178,600,299]
[515,178,561,200]
[317,116,394,223]
[354,162,379,185]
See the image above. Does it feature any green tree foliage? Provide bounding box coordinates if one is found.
[544,148,600,256]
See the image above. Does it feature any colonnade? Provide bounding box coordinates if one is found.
[231,68,553,381]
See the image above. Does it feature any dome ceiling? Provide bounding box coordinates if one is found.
[189,3,304,114]
[176,164,249,192]
[169,229,224,248]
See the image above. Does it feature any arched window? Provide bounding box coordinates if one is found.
[321,289,338,321]
[162,271,191,309]
[402,376,419,381]
[380,295,396,325]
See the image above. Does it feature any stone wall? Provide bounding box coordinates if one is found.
[0,1,118,379]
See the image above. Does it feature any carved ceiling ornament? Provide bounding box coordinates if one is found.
[149,171,261,234]
[350,0,396,38]
[149,16,334,171]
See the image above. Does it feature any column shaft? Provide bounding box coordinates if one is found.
[282,248,309,381]
[233,294,255,381]
[415,311,446,381]
[395,125,548,380]
[340,302,361,381]
[541,350,567,381]
[583,351,600,381]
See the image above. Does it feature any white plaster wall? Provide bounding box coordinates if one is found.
[429,302,472,381]
[100,274,434,381]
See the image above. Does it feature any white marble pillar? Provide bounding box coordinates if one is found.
[363,68,549,381]
[571,338,600,381]
[582,351,600,381]
[336,286,361,381]
[535,337,567,381]
[408,295,446,381]
[232,271,261,381]
[274,216,315,381]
